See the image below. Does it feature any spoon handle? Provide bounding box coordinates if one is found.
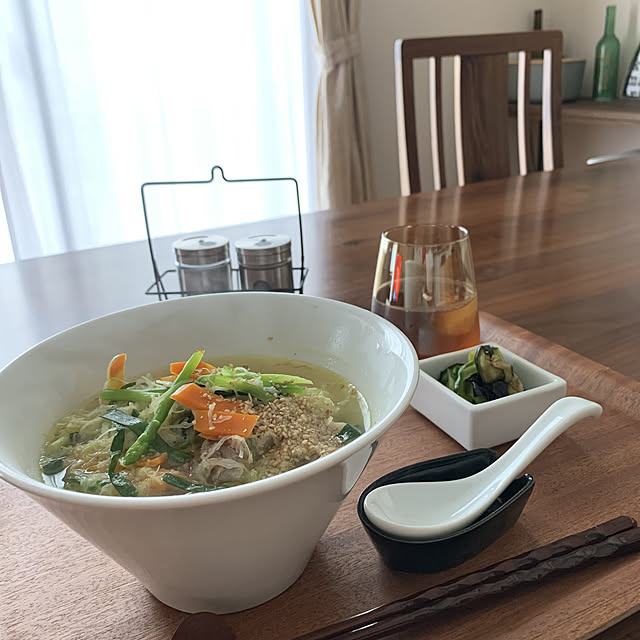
[479,396,602,489]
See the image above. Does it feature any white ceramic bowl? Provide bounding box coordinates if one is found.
[0,293,418,613]
[410,344,566,450]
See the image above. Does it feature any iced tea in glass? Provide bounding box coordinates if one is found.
[371,224,480,358]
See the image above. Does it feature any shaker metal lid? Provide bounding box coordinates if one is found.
[173,235,230,252]
[235,234,292,267]
[173,235,230,266]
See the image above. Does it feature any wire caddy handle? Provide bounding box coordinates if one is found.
[142,165,307,301]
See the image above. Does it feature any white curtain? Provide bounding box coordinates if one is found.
[0,0,313,262]
[311,0,374,209]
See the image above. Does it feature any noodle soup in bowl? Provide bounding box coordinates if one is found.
[0,293,418,613]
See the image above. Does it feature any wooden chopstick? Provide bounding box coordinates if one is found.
[297,516,638,640]
[342,527,640,640]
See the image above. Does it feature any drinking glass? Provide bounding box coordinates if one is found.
[371,224,480,358]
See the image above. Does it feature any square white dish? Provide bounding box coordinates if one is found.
[410,344,567,449]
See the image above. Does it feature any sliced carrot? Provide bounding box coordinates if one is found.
[193,409,258,438]
[170,360,216,379]
[135,452,168,468]
[106,353,127,389]
[170,382,239,412]
[157,374,177,382]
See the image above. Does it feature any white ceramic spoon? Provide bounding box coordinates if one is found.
[364,396,602,540]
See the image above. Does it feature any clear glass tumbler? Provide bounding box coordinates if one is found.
[371,224,480,358]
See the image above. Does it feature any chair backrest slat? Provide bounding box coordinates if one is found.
[395,31,563,194]
[516,50,531,176]
[453,54,464,187]
[429,56,446,191]
[394,39,419,195]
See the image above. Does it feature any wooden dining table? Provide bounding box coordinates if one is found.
[2,158,640,639]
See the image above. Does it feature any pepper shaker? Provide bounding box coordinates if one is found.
[173,235,233,295]
[235,234,294,292]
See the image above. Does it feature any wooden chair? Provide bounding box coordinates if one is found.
[395,31,564,194]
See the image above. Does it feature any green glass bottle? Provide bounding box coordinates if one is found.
[532,9,543,60]
[592,5,620,101]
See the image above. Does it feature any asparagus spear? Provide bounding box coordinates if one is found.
[122,350,203,465]
[196,369,314,402]
[258,373,312,385]
[102,409,192,463]
[99,388,155,405]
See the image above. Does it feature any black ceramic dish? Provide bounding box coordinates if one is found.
[357,448,534,573]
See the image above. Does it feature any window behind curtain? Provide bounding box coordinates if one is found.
[0,0,313,262]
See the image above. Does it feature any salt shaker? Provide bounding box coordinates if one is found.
[173,235,233,295]
[235,234,294,292]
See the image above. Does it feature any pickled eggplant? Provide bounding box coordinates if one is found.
[438,345,524,403]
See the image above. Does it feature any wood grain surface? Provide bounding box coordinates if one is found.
[2,158,640,380]
[2,313,640,639]
[3,160,640,638]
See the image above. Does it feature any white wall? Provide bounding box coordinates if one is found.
[360,0,640,199]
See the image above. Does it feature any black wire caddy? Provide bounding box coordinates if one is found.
[142,165,308,301]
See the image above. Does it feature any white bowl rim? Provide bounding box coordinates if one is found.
[417,343,566,413]
[0,292,419,511]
